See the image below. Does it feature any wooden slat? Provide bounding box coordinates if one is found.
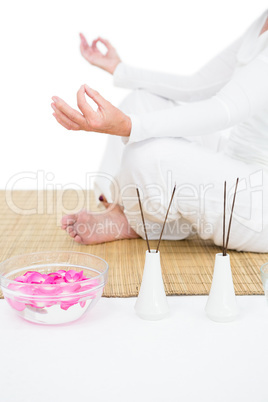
[0,190,266,297]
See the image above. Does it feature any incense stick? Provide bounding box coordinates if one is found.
[223,181,226,256]
[136,188,151,252]
[156,184,176,253]
[224,178,239,255]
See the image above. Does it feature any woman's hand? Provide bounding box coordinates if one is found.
[51,85,131,137]
[79,34,121,74]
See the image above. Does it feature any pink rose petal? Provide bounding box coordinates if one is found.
[56,270,67,276]
[36,285,63,296]
[43,276,56,284]
[46,273,65,284]
[7,269,99,311]
[64,270,77,283]
[61,283,81,294]
[60,295,81,310]
[26,272,45,284]
[15,275,27,283]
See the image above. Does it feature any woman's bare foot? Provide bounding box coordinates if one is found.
[61,201,140,244]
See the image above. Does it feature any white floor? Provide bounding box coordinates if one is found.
[1,295,267,402]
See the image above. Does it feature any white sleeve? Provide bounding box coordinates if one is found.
[114,37,243,102]
[124,49,268,144]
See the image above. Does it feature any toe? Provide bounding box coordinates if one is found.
[99,194,108,203]
[99,194,112,209]
[74,234,82,243]
[66,226,76,238]
[61,214,78,229]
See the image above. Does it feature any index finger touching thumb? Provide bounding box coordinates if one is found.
[77,85,94,115]
[84,85,107,108]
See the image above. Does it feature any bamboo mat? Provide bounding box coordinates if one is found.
[0,190,266,297]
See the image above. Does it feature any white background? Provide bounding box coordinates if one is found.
[1,296,268,402]
[1,0,267,189]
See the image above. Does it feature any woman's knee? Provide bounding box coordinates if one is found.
[118,88,176,115]
[119,138,164,185]
[212,212,268,252]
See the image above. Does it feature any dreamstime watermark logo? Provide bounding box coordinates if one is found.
[4,168,265,236]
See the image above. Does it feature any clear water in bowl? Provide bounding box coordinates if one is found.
[16,292,102,325]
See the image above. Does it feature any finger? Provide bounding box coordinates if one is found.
[77,85,96,116]
[99,198,112,209]
[53,113,73,131]
[52,110,80,131]
[79,33,91,51]
[80,43,93,60]
[99,194,110,208]
[52,96,85,125]
[79,33,88,44]
[97,37,113,50]
[84,85,107,108]
[99,194,108,203]
[52,102,82,129]
[91,39,99,50]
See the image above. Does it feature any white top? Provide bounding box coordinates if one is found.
[114,10,268,168]
[1,296,267,402]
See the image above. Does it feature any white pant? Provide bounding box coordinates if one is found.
[97,90,268,252]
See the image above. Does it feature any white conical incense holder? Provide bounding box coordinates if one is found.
[135,250,170,321]
[205,253,239,322]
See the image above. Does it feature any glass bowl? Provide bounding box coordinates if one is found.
[260,262,268,301]
[0,251,108,325]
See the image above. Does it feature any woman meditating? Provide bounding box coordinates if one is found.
[52,9,268,252]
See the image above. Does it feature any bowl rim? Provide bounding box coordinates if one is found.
[0,250,109,292]
[260,262,268,274]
